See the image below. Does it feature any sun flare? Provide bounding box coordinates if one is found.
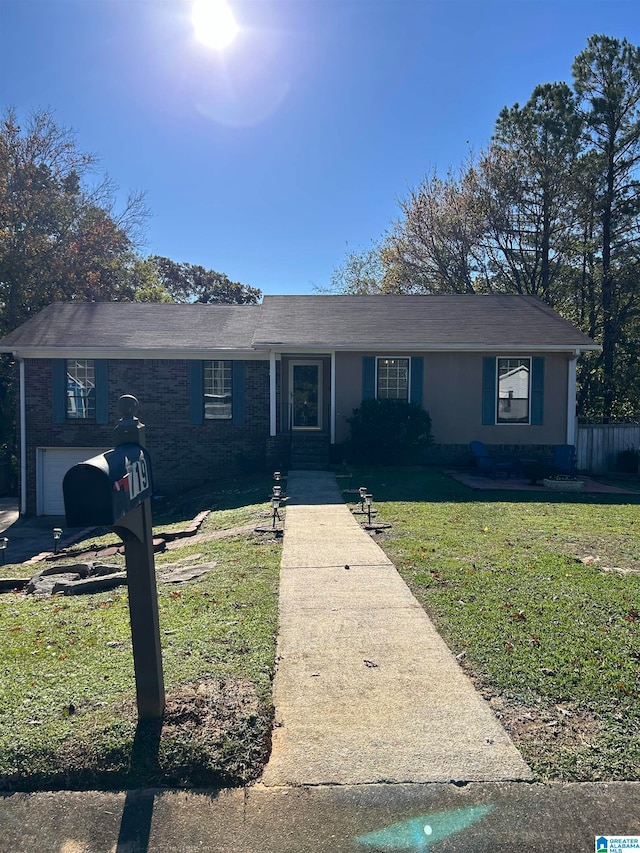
[192,0,239,51]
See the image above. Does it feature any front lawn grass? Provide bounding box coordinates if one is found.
[351,468,640,781]
[0,477,280,791]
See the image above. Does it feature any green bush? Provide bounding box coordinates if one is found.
[345,398,433,465]
[616,448,639,473]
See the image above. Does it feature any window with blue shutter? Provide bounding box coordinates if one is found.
[191,360,245,424]
[53,358,108,423]
[363,356,423,405]
[483,356,544,426]
[376,357,409,401]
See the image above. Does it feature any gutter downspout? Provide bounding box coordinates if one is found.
[567,350,579,447]
[19,356,26,516]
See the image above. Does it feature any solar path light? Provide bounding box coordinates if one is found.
[365,493,373,525]
[272,496,282,528]
[52,527,63,555]
[0,537,7,565]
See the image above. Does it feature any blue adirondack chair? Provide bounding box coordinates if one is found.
[469,441,515,478]
[553,444,576,476]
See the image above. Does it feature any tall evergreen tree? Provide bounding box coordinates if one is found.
[481,82,584,306]
[573,35,640,418]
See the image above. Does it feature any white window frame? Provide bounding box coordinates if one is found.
[376,356,410,402]
[204,360,233,420]
[66,359,96,420]
[496,356,531,425]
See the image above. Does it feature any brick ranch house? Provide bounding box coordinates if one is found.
[0,294,599,516]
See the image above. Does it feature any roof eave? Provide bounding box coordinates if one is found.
[1,342,602,358]
[2,346,268,360]
[252,342,602,353]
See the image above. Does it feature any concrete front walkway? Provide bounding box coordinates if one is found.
[261,471,533,787]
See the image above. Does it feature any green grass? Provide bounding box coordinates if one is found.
[347,468,640,781]
[4,467,640,787]
[0,479,280,790]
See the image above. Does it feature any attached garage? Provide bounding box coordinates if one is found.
[36,447,107,516]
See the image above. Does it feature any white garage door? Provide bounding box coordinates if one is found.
[38,447,107,516]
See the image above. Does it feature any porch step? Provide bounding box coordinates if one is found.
[290,432,330,471]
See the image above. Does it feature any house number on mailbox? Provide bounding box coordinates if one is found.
[127,457,149,500]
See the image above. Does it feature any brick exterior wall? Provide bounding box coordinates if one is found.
[22,358,271,514]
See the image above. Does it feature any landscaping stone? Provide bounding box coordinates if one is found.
[40,562,91,577]
[27,571,83,595]
[53,572,127,595]
[0,577,28,592]
[543,477,585,492]
[157,561,218,583]
[25,562,122,595]
[20,557,221,595]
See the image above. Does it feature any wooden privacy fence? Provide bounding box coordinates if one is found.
[576,424,640,473]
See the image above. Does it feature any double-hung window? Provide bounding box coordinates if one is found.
[66,359,96,420]
[497,357,530,424]
[377,357,409,402]
[204,360,232,419]
[189,360,245,425]
[362,356,423,406]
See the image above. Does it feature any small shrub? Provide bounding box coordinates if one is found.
[345,399,433,465]
[234,452,263,475]
[616,449,639,473]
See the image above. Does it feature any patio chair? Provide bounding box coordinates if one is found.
[553,444,576,476]
[469,441,516,478]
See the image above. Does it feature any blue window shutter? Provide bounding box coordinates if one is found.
[531,357,545,425]
[189,361,203,425]
[482,357,496,425]
[95,360,109,424]
[52,360,66,424]
[232,361,245,425]
[362,357,375,400]
[410,357,423,406]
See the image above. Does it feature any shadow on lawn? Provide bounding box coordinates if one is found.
[345,468,640,507]
[152,472,275,525]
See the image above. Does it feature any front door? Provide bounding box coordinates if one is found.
[290,361,322,429]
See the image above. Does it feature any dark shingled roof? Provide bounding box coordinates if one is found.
[253,295,598,349]
[0,295,599,352]
[0,302,261,350]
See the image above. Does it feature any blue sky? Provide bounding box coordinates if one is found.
[2,0,638,296]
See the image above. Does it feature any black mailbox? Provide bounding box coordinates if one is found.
[63,443,153,527]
